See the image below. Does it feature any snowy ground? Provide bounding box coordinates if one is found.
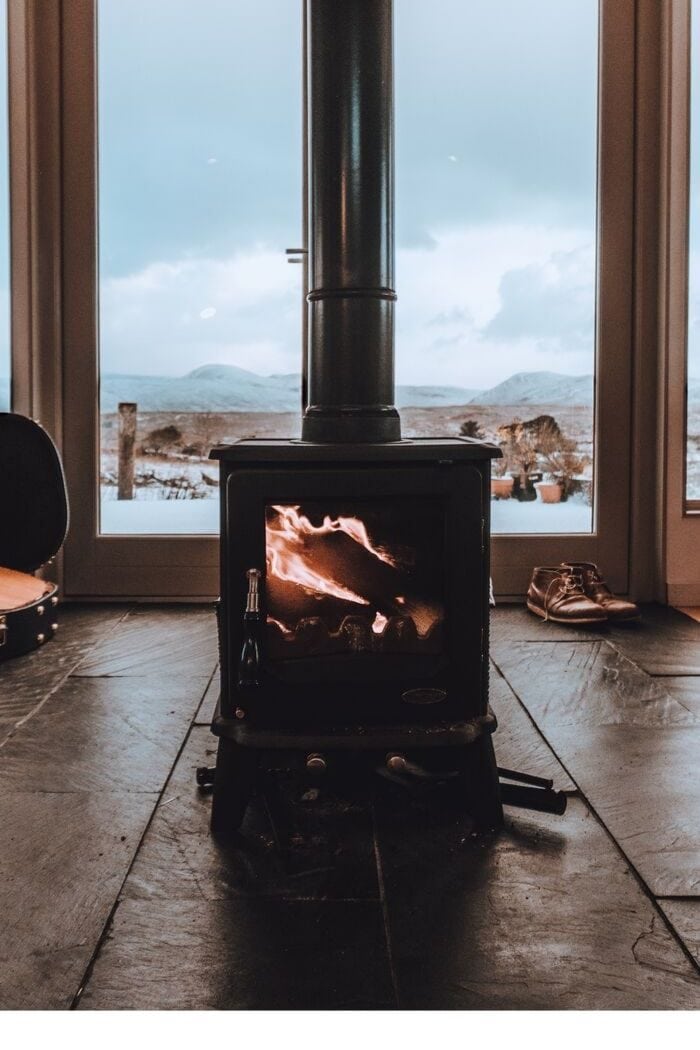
[100,491,593,536]
[491,496,592,534]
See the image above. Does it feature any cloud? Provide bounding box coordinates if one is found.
[395,224,596,386]
[100,245,302,376]
[484,243,595,354]
[99,223,597,389]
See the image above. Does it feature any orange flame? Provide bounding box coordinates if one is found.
[266,504,382,604]
[265,504,442,640]
[267,615,293,634]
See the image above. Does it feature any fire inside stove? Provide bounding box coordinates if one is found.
[265,501,445,659]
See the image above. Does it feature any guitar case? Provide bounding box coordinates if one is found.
[0,413,69,661]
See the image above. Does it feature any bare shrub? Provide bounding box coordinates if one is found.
[141,424,183,456]
[459,419,485,439]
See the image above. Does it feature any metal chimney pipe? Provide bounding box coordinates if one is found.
[301,0,401,443]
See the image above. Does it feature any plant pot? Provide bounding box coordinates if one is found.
[535,481,562,504]
[491,476,515,500]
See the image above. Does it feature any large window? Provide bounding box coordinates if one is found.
[395,0,599,534]
[97,0,599,538]
[97,0,302,535]
[688,0,700,503]
[0,4,9,412]
[60,0,633,598]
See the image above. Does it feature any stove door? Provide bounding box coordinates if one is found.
[223,463,488,727]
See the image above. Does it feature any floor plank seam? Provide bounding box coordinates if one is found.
[651,908,700,979]
[0,605,135,752]
[498,637,607,643]
[643,672,700,678]
[193,664,219,726]
[491,653,700,978]
[69,899,124,1010]
[69,713,206,1009]
[655,895,700,901]
[371,802,401,1009]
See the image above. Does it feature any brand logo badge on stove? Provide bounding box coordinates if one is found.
[401,687,447,705]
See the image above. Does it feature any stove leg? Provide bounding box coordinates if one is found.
[458,735,503,831]
[210,736,259,837]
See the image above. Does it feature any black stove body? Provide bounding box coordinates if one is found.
[214,438,498,728]
[209,437,503,830]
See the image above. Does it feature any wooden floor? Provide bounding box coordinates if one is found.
[1,603,700,1010]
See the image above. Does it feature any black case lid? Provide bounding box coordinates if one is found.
[0,413,69,573]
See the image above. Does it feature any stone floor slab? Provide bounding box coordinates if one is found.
[0,675,209,793]
[376,795,700,1009]
[608,605,700,676]
[494,640,696,728]
[0,604,130,742]
[490,668,576,791]
[540,723,700,897]
[0,790,156,1009]
[658,900,700,969]
[663,677,700,717]
[122,727,381,902]
[73,605,218,678]
[490,604,606,649]
[78,898,395,1010]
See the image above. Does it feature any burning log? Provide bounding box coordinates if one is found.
[339,615,374,653]
[294,616,337,655]
[382,615,419,652]
[266,608,445,660]
[265,504,442,638]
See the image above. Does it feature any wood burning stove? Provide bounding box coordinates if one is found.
[202,0,565,834]
[207,439,505,832]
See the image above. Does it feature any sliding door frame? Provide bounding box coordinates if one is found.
[61,0,243,597]
[492,0,635,596]
[54,0,636,599]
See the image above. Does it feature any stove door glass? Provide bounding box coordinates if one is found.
[264,500,445,660]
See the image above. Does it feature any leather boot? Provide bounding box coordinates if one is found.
[526,566,608,625]
[561,562,641,622]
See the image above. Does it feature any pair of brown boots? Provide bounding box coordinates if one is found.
[527,562,640,625]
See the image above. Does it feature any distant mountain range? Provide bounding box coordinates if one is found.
[97,365,594,412]
[101,364,304,413]
[470,371,594,406]
[2,367,700,414]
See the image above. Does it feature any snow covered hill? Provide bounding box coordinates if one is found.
[100,365,303,413]
[468,371,594,406]
[98,365,481,412]
[3,367,698,416]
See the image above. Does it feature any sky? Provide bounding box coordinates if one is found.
[2,1,609,389]
[92,0,600,389]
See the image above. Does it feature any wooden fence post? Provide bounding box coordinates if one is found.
[117,402,137,500]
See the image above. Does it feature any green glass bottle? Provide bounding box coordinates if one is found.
[238,568,262,688]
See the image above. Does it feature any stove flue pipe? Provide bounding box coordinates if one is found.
[301,0,401,443]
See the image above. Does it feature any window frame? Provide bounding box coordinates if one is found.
[659,0,700,604]
[490,0,636,595]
